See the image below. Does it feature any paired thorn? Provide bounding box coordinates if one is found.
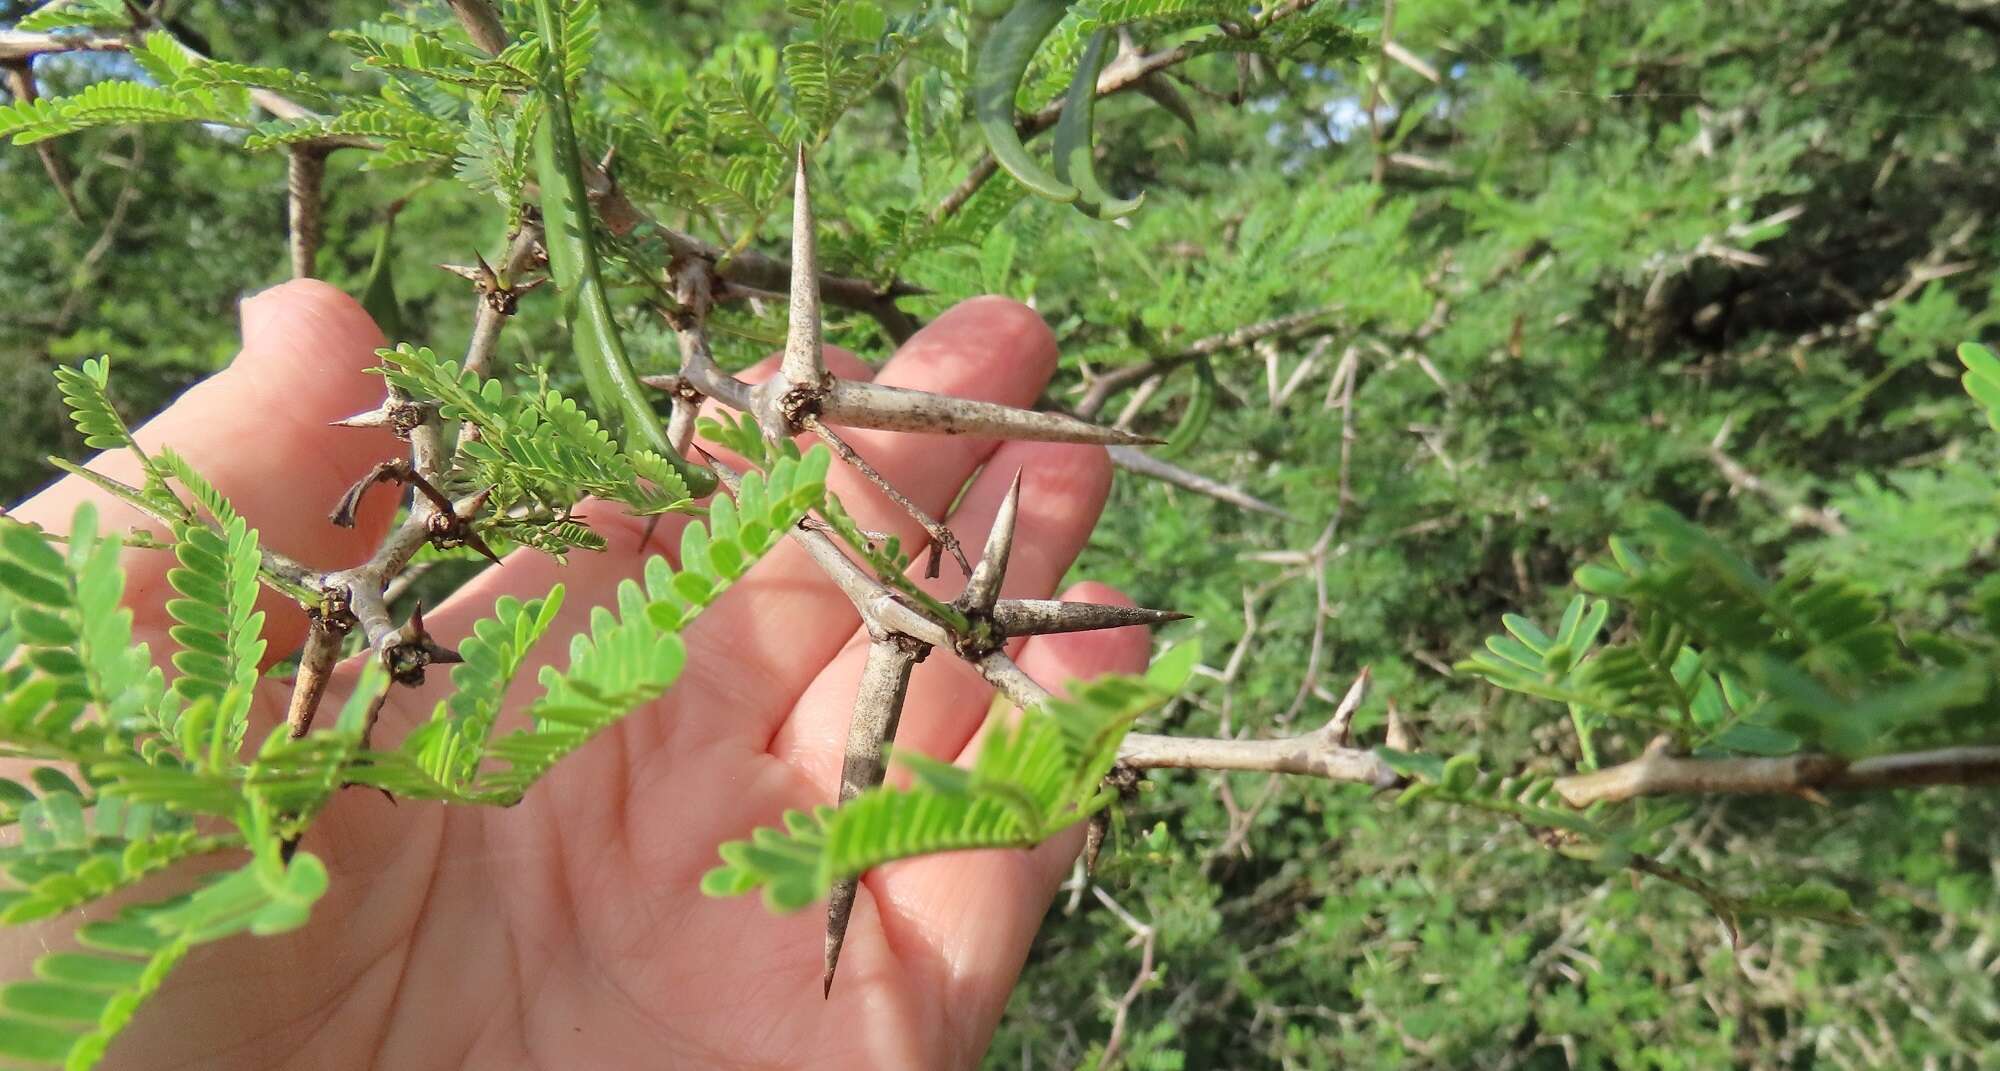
[957,470,1022,615]
[329,462,500,564]
[330,388,435,440]
[825,633,928,996]
[430,487,504,565]
[948,477,1188,658]
[988,599,1189,637]
[819,380,1159,446]
[782,144,827,392]
[381,603,463,686]
[1083,763,1145,875]
[438,253,545,315]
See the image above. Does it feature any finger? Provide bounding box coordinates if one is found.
[769,439,1114,789]
[865,582,1152,1046]
[13,279,402,662]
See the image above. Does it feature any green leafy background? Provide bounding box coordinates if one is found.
[4,0,1999,1066]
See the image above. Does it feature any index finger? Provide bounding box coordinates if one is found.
[11,279,404,662]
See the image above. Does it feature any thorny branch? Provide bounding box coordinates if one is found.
[672,156,1182,991]
[1553,737,2000,807]
[1074,305,1344,419]
[30,0,2000,1018]
[1113,702,2000,806]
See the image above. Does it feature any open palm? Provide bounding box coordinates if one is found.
[11,280,1146,1070]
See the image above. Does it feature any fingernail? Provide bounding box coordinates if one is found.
[239,281,290,342]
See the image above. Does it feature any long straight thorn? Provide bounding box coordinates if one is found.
[819,380,1161,446]
[990,599,1190,637]
[783,143,826,390]
[959,470,1022,615]
[825,635,924,996]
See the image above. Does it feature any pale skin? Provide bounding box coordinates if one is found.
[7,280,1148,1069]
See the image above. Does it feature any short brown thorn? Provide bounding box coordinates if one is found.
[381,602,463,685]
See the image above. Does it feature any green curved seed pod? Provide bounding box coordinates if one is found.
[1159,357,1214,458]
[974,0,1078,203]
[532,0,715,497]
[1053,28,1143,220]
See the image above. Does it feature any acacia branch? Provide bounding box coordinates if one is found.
[1552,739,2000,807]
[1118,729,1400,787]
[461,217,547,378]
[1074,305,1344,419]
[0,30,128,61]
[1115,722,2000,807]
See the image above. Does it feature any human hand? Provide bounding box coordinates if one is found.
[9,280,1147,1070]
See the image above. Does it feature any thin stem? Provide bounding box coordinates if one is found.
[1107,446,1292,520]
[463,219,546,379]
[286,146,328,279]
[821,380,1156,446]
[802,414,970,578]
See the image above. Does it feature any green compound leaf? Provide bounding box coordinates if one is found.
[703,646,1193,911]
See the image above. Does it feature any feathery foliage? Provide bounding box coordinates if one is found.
[379,343,696,548]
[8,0,2000,1064]
[706,641,1199,909]
[351,446,830,804]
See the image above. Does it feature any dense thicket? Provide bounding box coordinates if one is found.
[5,0,1998,1066]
